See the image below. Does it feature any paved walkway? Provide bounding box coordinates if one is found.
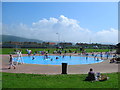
[1,54,119,74]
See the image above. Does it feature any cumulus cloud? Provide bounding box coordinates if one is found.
[2,15,118,44]
[92,28,118,44]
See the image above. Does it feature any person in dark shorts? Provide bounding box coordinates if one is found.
[8,54,16,69]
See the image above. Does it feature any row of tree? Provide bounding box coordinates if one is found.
[116,43,120,54]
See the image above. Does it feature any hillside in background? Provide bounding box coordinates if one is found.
[1,35,43,43]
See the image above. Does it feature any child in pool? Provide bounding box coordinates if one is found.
[56,57,59,59]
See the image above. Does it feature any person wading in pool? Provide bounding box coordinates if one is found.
[94,54,98,60]
[100,52,103,59]
[96,58,99,61]
[50,58,53,61]
[62,55,65,58]
[44,53,48,59]
[91,52,94,56]
[85,53,89,59]
[70,54,71,58]
[56,57,59,59]
[32,54,35,60]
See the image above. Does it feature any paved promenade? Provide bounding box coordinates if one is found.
[1,54,119,74]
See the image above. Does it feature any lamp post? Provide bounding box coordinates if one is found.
[56,33,60,47]
[56,33,60,42]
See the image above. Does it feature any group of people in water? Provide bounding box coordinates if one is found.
[42,52,71,61]
[26,49,79,56]
[25,48,114,60]
[81,51,114,60]
[26,49,72,61]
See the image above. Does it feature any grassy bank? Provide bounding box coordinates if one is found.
[2,72,119,88]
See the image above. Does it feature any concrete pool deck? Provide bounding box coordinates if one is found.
[1,54,119,74]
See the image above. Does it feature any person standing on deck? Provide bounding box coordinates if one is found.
[8,54,16,69]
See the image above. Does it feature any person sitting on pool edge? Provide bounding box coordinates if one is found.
[110,58,116,63]
[85,68,96,81]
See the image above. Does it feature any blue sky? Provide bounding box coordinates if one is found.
[2,2,118,44]
[3,2,118,31]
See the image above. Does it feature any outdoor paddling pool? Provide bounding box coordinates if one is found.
[15,55,104,65]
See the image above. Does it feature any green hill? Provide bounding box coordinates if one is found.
[1,35,43,43]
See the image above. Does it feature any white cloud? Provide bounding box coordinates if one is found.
[2,15,118,44]
[92,28,118,44]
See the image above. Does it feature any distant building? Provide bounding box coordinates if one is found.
[8,41,23,45]
[23,42,37,45]
[48,42,57,45]
[59,43,72,47]
[42,42,56,46]
[2,41,116,49]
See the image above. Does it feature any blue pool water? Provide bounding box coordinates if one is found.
[15,55,104,65]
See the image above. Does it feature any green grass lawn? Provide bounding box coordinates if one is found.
[2,72,119,88]
[1,48,111,54]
